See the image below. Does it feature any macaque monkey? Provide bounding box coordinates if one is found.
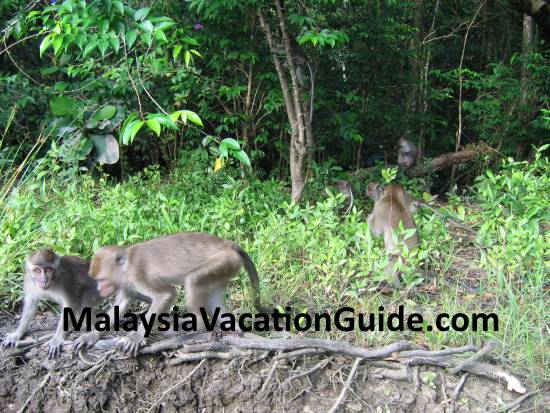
[2,249,102,358]
[397,137,418,170]
[73,232,266,356]
[337,180,354,214]
[367,183,420,287]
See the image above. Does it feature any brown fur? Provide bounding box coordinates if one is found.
[2,249,102,358]
[367,184,420,286]
[75,232,265,356]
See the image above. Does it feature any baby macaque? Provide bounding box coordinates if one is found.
[2,249,102,358]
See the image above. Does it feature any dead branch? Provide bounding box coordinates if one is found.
[488,390,540,413]
[273,348,327,360]
[450,342,497,374]
[398,344,478,358]
[146,359,206,413]
[17,373,50,413]
[221,335,417,358]
[327,358,361,413]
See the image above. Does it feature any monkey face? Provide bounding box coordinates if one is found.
[30,265,55,289]
[90,247,126,298]
[366,182,383,201]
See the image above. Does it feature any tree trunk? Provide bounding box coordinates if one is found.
[509,0,550,43]
[258,2,310,202]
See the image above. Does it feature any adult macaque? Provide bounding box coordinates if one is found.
[397,137,418,170]
[367,183,420,287]
[337,180,354,214]
[368,182,475,234]
[2,249,102,358]
[73,232,266,356]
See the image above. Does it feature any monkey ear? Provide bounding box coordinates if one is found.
[115,251,127,266]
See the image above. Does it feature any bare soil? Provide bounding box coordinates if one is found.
[1,314,548,413]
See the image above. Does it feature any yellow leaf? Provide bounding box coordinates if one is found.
[214,157,223,172]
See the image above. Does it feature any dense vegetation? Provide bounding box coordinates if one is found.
[0,0,548,387]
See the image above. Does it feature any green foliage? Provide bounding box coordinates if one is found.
[474,146,549,286]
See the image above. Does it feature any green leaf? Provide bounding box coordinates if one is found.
[100,19,109,34]
[154,29,167,42]
[75,33,86,50]
[98,38,109,56]
[95,105,117,121]
[113,0,124,14]
[155,21,176,31]
[129,120,145,142]
[134,7,151,22]
[139,20,154,33]
[125,30,138,49]
[219,142,229,158]
[180,110,202,126]
[146,119,161,136]
[182,36,199,46]
[39,34,53,57]
[140,32,152,46]
[50,96,81,117]
[149,114,176,131]
[79,137,94,157]
[184,50,191,66]
[190,49,203,58]
[109,36,120,54]
[173,45,182,59]
[221,138,240,151]
[232,149,251,167]
[61,1,73,13]
[83,41,98,57]
[52,34,64,55]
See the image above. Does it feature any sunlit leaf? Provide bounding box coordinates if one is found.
[146,119,161,136]
[221,138,240,151]
[125,30,137,49]
[134,7,151,22]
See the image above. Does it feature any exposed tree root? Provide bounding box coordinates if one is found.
[3,330,536,412]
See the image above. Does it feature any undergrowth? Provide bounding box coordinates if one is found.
[0,147,548,386]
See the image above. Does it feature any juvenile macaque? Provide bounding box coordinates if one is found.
[337,180,354,214]
[397,137,418,170]
[73,232,266,356]
[2,249,102,358]
[367,183,420,287]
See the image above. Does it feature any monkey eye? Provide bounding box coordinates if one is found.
[32,267,43,273]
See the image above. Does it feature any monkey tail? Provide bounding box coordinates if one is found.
[236,247,267,313]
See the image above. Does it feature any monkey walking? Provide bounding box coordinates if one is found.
[73,232,267,356]
[2,249,102,358]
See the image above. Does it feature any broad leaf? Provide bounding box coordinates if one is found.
[221,138,240,151]
[50,96,81,117]
[146,119,161,136]
[125,30,138,49]
[134,7,151,22]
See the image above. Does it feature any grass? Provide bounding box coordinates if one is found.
[0,148,548,387]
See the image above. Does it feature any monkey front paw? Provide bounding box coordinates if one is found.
[73,332,100,352]
[2,332,21,348]
[120,333,145,357]
[47,337,65,359]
